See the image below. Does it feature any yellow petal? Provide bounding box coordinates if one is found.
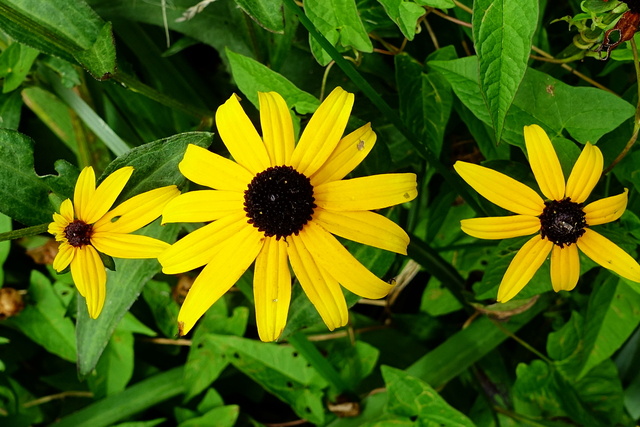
[53,242,75,272]
[584,189,628,226]
[524,125,565,201]
[179,144,254,192]
[254,237,291,342]
[82,166,134,224]
[299,221,393,299]
[313,208,409,254]
[550,244,580,292]
[159,212,250,274]
[259,92,295,166]
[290,87,354,176]
[461,215,540,240]
[177,225,264,336]
[497,236,553,302]
[60,198,74,222]
[577,229,640,283]
[216,94,270,174]
[70,245,107,319]
[314,173,417,211]
[565,143,603,204]
[91,232,170,259]
[95,186,180,233]
[454,161,545,216]
[310,123,376,186]
[74,166,96,221]
[288,235,348,330]
[161,190,244,224]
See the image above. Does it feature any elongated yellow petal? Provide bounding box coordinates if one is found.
[314,173,417,211]
[95,186,179,233]
[254,237,291,342]
[577,229,640,283]
[91,232,169,258]
[584,189,628,226]
[550,244,580,292]
[565,143,603,204]
[524,125,565,201]
[299,221,393,299]
[179,144,254,192]
[310,123,376,186]
[290,87,354,176]
[159,212,250,274]
[454,161,545,216]
[70,245,107,319]
[177,225,264,336]
[60,198,74,222]
[216,94,270,174]
[83,166,133,224]
[259,92,295,166]
[74,166,96,221]
[313,208,409,254]
[288,235,348,330]
[53,242,75,272]
[161,190,244,224]
[461,215,540,240]
[497,236,553,302]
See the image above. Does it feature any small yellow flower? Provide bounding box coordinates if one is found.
[455,124,640,302]
[48,166,179,318]
[160,87,417,341]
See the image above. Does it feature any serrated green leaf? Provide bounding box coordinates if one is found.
[234,0,284,33]
[226,48,320,114]
[473,0,538,142]
[430,56,635,147]
[382,366,474,425]
[377,0,425,40]
[210,335,328,424]
[4,270,76,362]
[73,21,116,79]
[0,43,39,93]
[304,0,374,65]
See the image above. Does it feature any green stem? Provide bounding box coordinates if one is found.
[0,223,49,242]
[488,317,552,363]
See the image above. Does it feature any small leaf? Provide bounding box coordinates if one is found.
[377,0,426,40]
[233,0,284,33]
[177,405,239,427]
[0,43,39,93]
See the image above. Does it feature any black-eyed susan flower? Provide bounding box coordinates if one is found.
[454,124,640,302]
[160,87,417,341]
[48,166,179,318]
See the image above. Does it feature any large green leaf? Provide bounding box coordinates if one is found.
[430,56,635,148]
[0,90,22,130]
[233,0,284,33]
[472,0,538,142]
[381,366,474,425]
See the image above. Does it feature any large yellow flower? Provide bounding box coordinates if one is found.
[454,124,640,302]
[48,166,179,318]
[160,87,417,341]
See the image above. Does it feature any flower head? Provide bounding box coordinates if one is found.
[48,166,179,318]
[454,124,640,302]
[160,87,417,341]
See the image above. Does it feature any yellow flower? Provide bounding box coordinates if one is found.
[160,87,417,341]
[454,124,640,302]
[48,166,179,318]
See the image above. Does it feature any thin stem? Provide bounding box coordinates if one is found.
[140,337,192,346]
[423,16,440,49]
[23,391,94,408]
[454,0,472,14]
[430,8,472,28]
[0,223,49,242]
[320,61,336,101]
[489,317,552,363]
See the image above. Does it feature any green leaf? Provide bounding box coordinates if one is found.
[304,0,374,65]
[415,0,454,7]
[233,0,284,33]
[142,280,180,338]
[209,335,328,424]
[0,212,11,284]
[472,0,538,141]
[430,56,635,148]
[87,327,134,398]
[382,366,474,425]
[177,405,239,427]
[578,275,640,378]
[0,43,39,93]
[226,48,320,114]
[73,21,117,79]
[377,0,426,40]
[0,90,22,130]
[326,340,379,391]
[547,311,583,361]
[4,270,76,362]
[52,367,185,427]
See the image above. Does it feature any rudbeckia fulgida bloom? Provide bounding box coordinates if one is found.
[454,124,640,302]
[48,166,179,318]
[160,87,417,341]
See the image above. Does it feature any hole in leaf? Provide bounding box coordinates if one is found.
[233,352,240,359]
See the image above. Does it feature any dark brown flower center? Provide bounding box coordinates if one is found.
[243,166,316,240]
[539,198,586,247]
[64,220,93,247]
